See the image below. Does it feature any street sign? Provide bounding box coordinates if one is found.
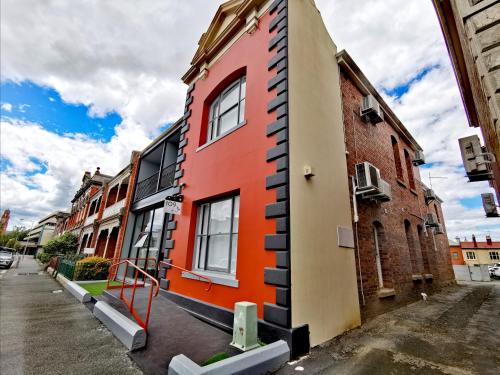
[83,247,95,255]
[164,198,182,215]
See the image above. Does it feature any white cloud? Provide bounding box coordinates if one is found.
[0,0,498,238]
[1,102,12,112]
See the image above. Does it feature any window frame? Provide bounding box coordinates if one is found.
[207,76,246,142]
[192,195,239,276]
[489,251,499,260]
[466,251,476,260]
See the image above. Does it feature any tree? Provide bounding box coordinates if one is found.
[0,230,28,249]
[43,233,79,255]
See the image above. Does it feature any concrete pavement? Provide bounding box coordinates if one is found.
[0,257,142,375]
[278,282,500,375]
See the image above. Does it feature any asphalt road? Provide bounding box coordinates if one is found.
[0,256,142,375]
[278,281,500,375]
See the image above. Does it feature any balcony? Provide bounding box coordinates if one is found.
[135,162,176,202]
[84,213,96,227]
[102,198,126,219]
[134,132,180,202]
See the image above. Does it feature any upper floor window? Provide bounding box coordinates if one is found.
[391,136,404,181]
[490,251,499,260]
[193,195,240,275]
[404,149,416,190]
[207,76,246,142]
[466,251,476,260]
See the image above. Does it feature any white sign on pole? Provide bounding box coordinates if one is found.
[164,198,182,215]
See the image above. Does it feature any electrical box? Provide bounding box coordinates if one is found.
[230,302,260,352]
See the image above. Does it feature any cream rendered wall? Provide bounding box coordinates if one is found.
[463,249,499,265]
[287,0,361,346]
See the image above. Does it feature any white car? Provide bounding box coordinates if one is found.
[490,263,500,279]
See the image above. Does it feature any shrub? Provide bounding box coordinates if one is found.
[43,233,79,255]
[37,252,55,264]
[74,256,111,281]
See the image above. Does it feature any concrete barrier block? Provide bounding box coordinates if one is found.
[168,340,289,375]
[93,301,146,351]
[65,279,91,303]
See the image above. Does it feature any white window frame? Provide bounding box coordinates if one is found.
[192,195,239,276]
[466,251,476,260]
[207,76,246,142]
[489,251,499,260]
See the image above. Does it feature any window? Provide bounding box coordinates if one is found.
[193,195,239,275]
[490,251,499,260]
[207,77,246,141]
[466,251,476,260]
[434,204,441,223]
[391,136,404,181]
[404,149,416,190]
[453,252,458,259]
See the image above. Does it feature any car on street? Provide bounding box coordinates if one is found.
[489,263,500,278]
[0,247,16,269]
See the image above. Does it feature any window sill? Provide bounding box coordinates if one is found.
[396,179,407,188]
[377,288,396,299]
[410,188,418,196]
[181,270,239,288]
[196,121,247,152]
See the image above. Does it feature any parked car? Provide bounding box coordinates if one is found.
[488,263,500,277]
[0,247,16,269]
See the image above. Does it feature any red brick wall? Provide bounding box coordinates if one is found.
[340,72,455,319]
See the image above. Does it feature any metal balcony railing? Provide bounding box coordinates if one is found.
[134,162,176,202]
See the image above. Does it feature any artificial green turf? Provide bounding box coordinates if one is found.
[202,352,230,366]
[79,281,122,296]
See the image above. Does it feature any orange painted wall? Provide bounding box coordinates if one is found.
[168,10,278,318]
[450,245,464,265]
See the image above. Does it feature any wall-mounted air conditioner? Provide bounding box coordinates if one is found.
[434,224,445,235]
[360,95,384,124]
[425,213,439,228]
[458,135,493,182]
[412,150,425,166]
[355,162,381,193]
[424,188,437,205]
[363,179,392,202]
[481,193,499,217]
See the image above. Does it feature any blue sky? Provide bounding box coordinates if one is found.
[1,81,121,141]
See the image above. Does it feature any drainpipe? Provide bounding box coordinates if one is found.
[352,177,365,306]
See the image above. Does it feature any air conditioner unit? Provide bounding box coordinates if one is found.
[360,95,384,124]
[425,213,439,228]
[424,188,437,204]
[355,162,381,193]
[481,193,499,217]
[458,135,492,182]
[434,224,445,235]
[363,179,392,202]
[412,150,425,166]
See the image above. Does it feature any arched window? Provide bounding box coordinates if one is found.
[207,76,246,141]
[417,225,430,274]
[391,136,403,180]
[404,149,416,190]
[404,220,420,274]
[373,221,392,289]
[434,204,441,223]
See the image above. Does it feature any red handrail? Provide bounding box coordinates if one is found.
[158,260,213,292]
[107,259,159,332]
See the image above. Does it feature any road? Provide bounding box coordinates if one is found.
[279,281,500,375]
[0,256,141,375]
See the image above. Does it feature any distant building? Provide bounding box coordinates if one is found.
[0,209,10,235]
[449,237,465,265]
[24,211,69,255]
[461,235,500,266]
[433,0,500,211]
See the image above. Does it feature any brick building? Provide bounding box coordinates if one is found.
[114,0,454,356]
[0,209,10,235]
[338,51,455,318]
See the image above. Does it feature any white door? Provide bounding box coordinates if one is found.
[469,265,482,281]
[374,226,384,288]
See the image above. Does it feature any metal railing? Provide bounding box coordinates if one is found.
[134,162,177,202]
[158,260,213,292]
[107,258,159,331]
[58,259,76,280]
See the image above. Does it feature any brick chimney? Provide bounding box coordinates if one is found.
[472,234,477,247]
[486,235,492,246]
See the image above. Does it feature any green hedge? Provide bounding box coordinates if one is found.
[37,252,55,264]
[73,256,111,281]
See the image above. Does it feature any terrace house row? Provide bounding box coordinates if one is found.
[109,0,454,356]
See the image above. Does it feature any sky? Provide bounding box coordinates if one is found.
[0,0,498,239]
